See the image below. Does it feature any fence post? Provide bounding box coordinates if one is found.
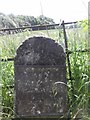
[62,21,75,116]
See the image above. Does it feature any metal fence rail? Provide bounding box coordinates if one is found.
[0,21,77,32]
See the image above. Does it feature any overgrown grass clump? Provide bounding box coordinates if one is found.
[0,23,90,119]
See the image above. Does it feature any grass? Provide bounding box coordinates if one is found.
[0,24,90,119]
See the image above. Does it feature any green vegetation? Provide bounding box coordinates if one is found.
[0,20,90,119]
[0,13,55,29]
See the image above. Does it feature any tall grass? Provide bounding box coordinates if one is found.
[0,24,90,119]
[66,24,90,119]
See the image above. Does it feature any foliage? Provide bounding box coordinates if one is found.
[37,15,55,25]
[0,13,55,29]
[0,13,16,28]
[66,23,90,119]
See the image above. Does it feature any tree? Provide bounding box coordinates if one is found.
[37,15,55,25]
[0,13,16,28]
[0,13,55,29]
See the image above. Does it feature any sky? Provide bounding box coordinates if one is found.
[0,0,89,23]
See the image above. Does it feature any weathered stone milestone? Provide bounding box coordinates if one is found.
[14,37,67,118]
